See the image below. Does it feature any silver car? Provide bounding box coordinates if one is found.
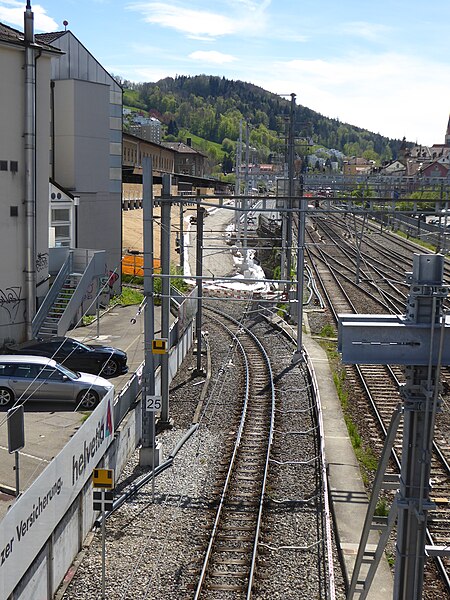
[0,355,114,410]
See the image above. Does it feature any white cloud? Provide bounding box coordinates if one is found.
[249,53,450,145]
[340,21,392,41]
[189,50,236,64]
[0,1,58,31]
[127,0,269,40]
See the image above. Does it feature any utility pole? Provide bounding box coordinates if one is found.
[179,200,184,271]
[287,93,296,316]
[195,204,205,374]
[235,120,242,244]
[140,157,161,467]
[159,174,172,427]
[293,174,305,362]
[243,121,250,250]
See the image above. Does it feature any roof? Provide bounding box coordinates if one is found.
[161,141,208,157]
[0,355,56,366]
[35,31,67,44]
[0,22,62,53]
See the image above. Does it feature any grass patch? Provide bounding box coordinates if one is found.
[319,323,336,338]
[394,230,436,252]
[82,315,96,326]
[115,286,144,306]
[326,344,378,485]
[375,498,390,517]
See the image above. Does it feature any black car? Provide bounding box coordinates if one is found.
[7,337,128,378]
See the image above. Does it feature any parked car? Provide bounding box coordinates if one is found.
[0,355,113,409]
[7,337,128,378]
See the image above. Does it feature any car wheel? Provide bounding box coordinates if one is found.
[101,358,119,378]
[0,387,14,407]
[77,390,99,410]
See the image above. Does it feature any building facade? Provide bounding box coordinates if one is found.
[0,19,61,343]
[36,30,123,288]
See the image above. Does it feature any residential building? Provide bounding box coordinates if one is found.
[129,116,162,144]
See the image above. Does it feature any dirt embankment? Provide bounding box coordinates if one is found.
[122,207,188,264]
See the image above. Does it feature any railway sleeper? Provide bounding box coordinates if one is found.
[215,545,251,553]
[217,532,255,542]
[210,569,249,577]
[214,557,251,565]
[220,523,256,531]
[207,583,246,591]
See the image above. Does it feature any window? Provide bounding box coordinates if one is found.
[13,364,40,379]
[50,200,73,248]
[51,208,70,223]
[38,367,65,381]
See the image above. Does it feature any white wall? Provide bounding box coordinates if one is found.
[0,44,52,345]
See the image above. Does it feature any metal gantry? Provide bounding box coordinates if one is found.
[339,253,450,600]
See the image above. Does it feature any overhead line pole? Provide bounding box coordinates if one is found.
[140,157,161,468]
[159,174,172,427]
[287,93,296,316]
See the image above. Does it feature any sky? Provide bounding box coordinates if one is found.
[2,0,450,146]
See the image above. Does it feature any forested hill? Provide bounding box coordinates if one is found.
[120,74,406,164]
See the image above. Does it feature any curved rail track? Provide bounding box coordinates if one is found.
[192,307,275,598]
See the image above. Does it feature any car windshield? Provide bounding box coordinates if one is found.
[71,340,91,352]
[57,363,79,379]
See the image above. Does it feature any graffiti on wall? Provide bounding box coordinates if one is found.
[0,286,22,322]
[36,252,49,272]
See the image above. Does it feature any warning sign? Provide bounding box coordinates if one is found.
[93,468,115,489]
[152,338,168,354]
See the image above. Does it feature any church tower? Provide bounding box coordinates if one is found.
[446,114,450,146]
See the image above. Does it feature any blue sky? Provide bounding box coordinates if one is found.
[2,0,450,146]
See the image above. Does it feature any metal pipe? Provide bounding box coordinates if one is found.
[24,2,37,338]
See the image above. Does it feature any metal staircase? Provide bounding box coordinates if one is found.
[38,273,83,338]
[32,249,106,339]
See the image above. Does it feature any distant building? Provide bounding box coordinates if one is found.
[123,132,175,174]
[392,117,450,179]
[129,116,162,144]
[343,157,374,176]
[161,139,208,177]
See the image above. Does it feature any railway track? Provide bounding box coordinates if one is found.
[61,298,337,600]
[191,308,275,598]
[305,214,450,598]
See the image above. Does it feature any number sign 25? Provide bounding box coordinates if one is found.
[146,395,162,412]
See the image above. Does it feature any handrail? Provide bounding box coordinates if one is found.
[32,253,72,337]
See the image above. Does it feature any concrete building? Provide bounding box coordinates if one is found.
[0,17,61,343]
[0,5,122,347]
[36,29,123,286]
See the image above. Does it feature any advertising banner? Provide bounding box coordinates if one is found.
[0,390,114,599]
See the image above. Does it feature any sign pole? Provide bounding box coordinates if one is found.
[7,404,25,497]
[101,494,106,600]
[14,451,20,497]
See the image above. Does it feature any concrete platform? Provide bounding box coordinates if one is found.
[303,333,394,599]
